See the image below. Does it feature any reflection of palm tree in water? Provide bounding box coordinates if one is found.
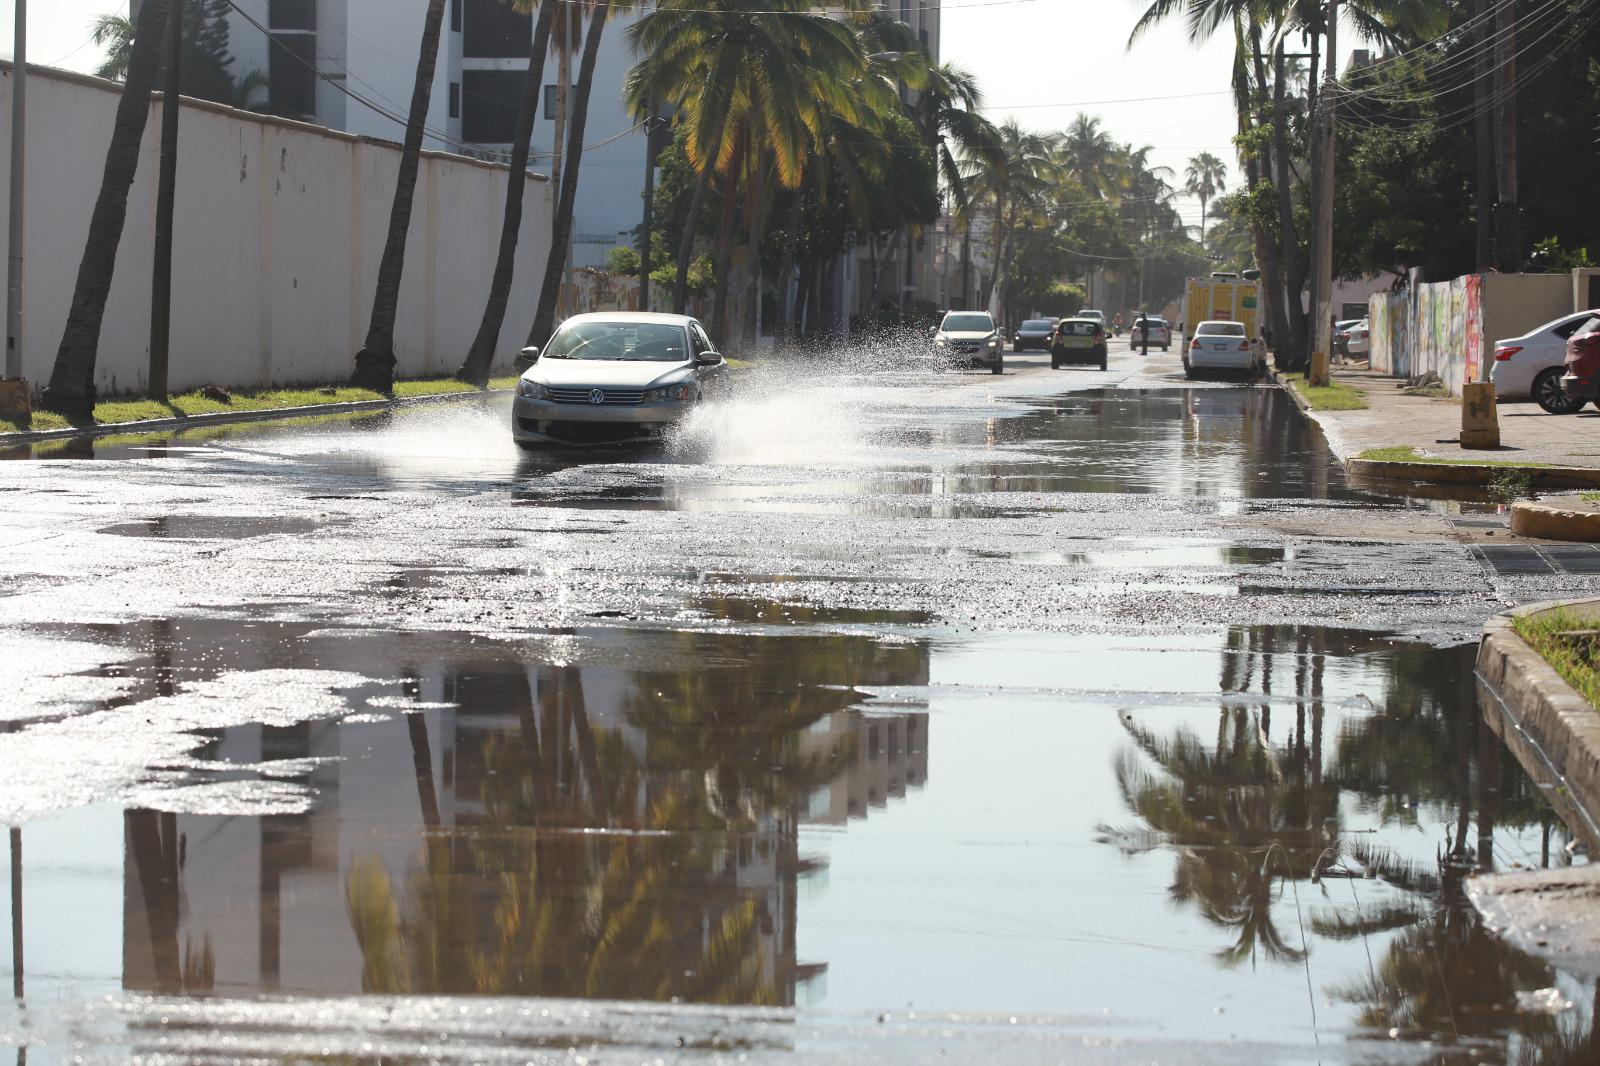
[1110,624,1597,1053]
[347,654,859,1004]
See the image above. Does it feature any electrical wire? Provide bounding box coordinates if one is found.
[1330,0,1586,110]
[1336,0,1600,136]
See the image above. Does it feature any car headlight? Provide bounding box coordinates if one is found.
[986,334,1001,348]
[934,335,948,347]
[645,383,693,402]
[518,379,548,399]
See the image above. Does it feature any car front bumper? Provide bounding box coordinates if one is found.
[512,394,689,441]
[940,345,1003,366]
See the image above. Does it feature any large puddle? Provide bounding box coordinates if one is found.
[2,618,1594,1062]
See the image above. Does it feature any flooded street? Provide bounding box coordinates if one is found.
[4,349,1599,1063]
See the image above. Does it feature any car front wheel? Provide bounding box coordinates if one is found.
[992,354,1004,375]
[1534,367,1585,414]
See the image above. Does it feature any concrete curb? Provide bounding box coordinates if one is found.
[1348,457,1600,489]
[1511,501,1600,541]
[1268,366,1313,415]
[1471,598,1600,980]
[1476,599,1600,847]
[0,388,512,447]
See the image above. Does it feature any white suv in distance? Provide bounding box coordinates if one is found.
[1130,316,1171,350]
[933,311,1004,374]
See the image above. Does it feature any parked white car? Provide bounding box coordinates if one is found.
[1489,309,1600,414]
[1343,318,1370,358]
[1184,320,1258,378]
[511,313,729,446]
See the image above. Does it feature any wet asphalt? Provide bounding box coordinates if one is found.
[2,343,1598,1063]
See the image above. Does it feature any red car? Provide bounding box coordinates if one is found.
[1559,319,1600,408]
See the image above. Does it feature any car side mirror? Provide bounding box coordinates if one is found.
[697,351,724,365]
[520,346,540,362]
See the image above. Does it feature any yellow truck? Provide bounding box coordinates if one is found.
[1184,274,1260,339]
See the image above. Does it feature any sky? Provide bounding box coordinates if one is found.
[943,0,1245,234]
[8,0,1354,239]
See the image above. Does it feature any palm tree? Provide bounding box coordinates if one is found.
[456,0,559,387]
[525,0,628,352]
[39,0,174,416]
[626,0,869,316]
[91,13,135,81]
[1056,113,1121,199]
[350,0,449,394]
[1184,151,1228,242]
[963,120,1050,326]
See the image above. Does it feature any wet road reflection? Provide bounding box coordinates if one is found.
[3,617,1596,1061]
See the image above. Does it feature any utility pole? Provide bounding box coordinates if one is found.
[149,0,183,400]
[1493,0,1521,271]
[5,0,25,388]
[1474,0,1495,271]
[1308,0,1339,388]
[637,114,665,313]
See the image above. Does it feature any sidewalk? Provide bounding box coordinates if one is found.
[1298,364,1600,470]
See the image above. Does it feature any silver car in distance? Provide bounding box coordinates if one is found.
[511,312,729,447]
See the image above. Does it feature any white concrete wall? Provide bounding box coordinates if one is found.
[0,64,553,396]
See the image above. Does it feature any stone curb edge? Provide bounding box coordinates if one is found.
[1348,457,1600,489]
[1476,598,1600,847]
[0,388,513,447]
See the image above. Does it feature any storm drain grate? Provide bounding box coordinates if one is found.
[1472,544,1557,576]
[1539,544,1600,575]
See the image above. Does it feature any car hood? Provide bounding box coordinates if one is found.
[524,359,692,388]
[941,330,998,341]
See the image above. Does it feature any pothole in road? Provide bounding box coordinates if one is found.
[98,515,333,539]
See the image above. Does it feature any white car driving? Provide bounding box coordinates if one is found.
[511,313,729,446]
[933,311,1004,374]
[1184,320,1257,378]
[1489,308,1600,414]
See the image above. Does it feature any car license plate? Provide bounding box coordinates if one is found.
[1063,337,1091,349]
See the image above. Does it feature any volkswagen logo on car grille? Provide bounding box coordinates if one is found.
[588,389,605,405]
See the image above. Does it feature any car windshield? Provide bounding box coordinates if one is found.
[1059,321,1100,336]
[943,314,994,332]
[542,321,687,361]
[1196,322,1247,337]
[1021,320,1052,330]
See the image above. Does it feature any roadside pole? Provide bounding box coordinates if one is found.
[1308,0,1339,388]
[2,0,27,421]
[149,0,183,401]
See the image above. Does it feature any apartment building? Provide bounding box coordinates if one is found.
[223,1,942,304]
[224,0,647,268]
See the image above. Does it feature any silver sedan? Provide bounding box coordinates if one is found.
[512,313,730,447]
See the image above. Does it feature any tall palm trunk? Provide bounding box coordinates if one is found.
[40,0,173,416]
[743,151,770,347]
[527,0,612,349]
[352,0,449,393]
[456,1,559,385]
[776,191,803,343]
[709,137,745,343]
[1269,39,1308,368]
[673,168,713,313]
[550,5,578,195]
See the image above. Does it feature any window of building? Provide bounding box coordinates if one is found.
[544,84,558,119]
[462,70,523,143]
[268,33,317,119]
[464,0,532,59]
[449,81,461,119]
[268,0,316,31]
[451,0,462,33]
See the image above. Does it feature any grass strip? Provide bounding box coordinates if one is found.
[1,375,518,435]
[1282,371,1369,411]
[1513,608,1600,711]
[1355,445,1553,469]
